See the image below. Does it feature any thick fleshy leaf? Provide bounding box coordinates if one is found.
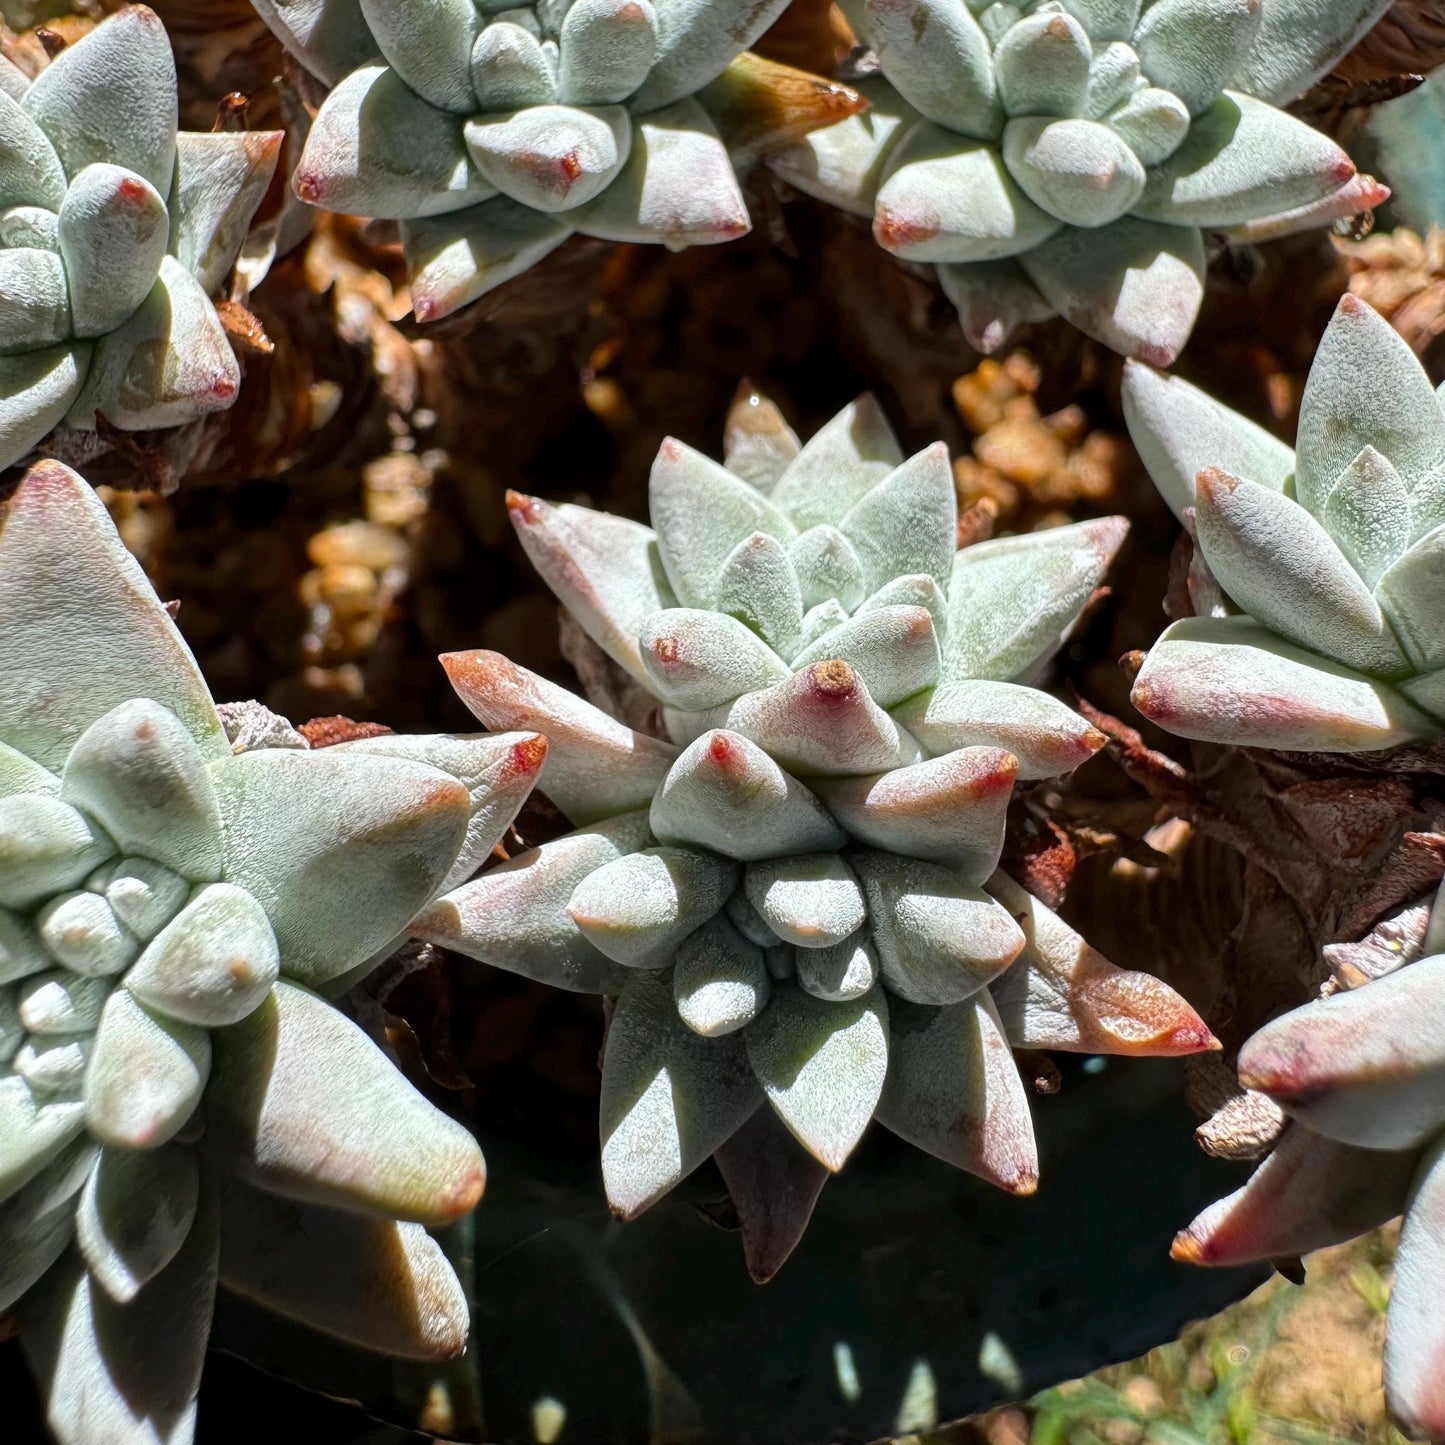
[98,861,189,946]
[19,972,115,1036]
[1132,0,1261,115]
[716,532,806,655]
[567,846,740,968]
[1107,86,1190,166]
[573,98,750,248]
[937,258,1057,355]
[853,850,1025,1004]
[1001,117,1146,229]
[36,892,136,979]
[651,437,798,609]
[0,742,59,801]
[14,1035,92,1096]
[1064,0,1142,41]
[0,1144,87,1313]
[986,869,1217,1054]
[791,606,941,709]
[68,257,241,431]
[21,6,178,195]
[726,889,780,948]
[1377,527,1445,674]
[1170,1125,1415,1267]
[628,0,789,111]
[0,346,91,473]
[168,130,285,294]
[724,386,801,489]
[86,990,209,1149]
[1020,215,1206,365]
[745,983,888,1171]
[599,969,761,1218]
[1238,955,1445,1150]
[814,748,1017,881]
[403,198,572,322]
[207,980,485,1223]
[1317,447,1409,587]
[0,800,113,912]
[212,747,468,985]
[0,89,65,210]
[249,0,381,84]
[1121,359,1295,520]
[0,1075,86,1204]
[1131,615,1434,751]
[360,0,479,112]
[471,21,555,111]
[877,993,1038,1192]
[743,854,866,950]
[76,1145,198,1305]
[1193,468,1406,677]
[410,814,649,994]
[0,248,71,353]
[442,651,678,823]
[858,572,949,642]
[296,66,493,220]
[218,1181,470,1360]
[465,104,631,214]
[873,123,1061,264]
[788,526,867,613]
[1295,294,1445,510]
[994,10,1092,119]
[795,931,880,1002]
[1386,1134,1445,1440]
[673,914,773,1036]
[1232,0,1395,106]
[838,441,957,595]
[719,662,925,776]
[558,0,659,105]
[769,393,904,529]
[864,0,999,137]
[891,680,1105,779]
[640,608,791,709]
[650,730,845,860]
[1216,170,1388,244]
[0,910,49,987]
[943,517,1127,683]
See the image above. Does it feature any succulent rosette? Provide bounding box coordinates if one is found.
[1172,879,1445,1438]
[0,462,547,1445]
[0,6,282,470]
[411,386,1216,1266]
[1125,293,1445,753]
[768,0,1390,362]
[251,0,814,320]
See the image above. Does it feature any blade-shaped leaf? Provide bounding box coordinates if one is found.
[673,913,773,1037]
[250,0,381,85]
[744,854,866,950]
[359,0,480,113]
[629,0,789,111]
[640,608,791,710]
[1132,0,1261,115]
[838,442,957,596]
[863,0,999,137]
[1376,525,1445,674]
[770,393,903,530]
[723,384,801,491]
[791,606,941,709]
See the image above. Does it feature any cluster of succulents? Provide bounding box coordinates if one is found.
[1124,293,1445,753]
[0,461,547,1445]
[413,387,1215,1236]
[249,0,834,320]
[1172,876,1445,1439]
[768,0,1392,361]
[0,6,281,470]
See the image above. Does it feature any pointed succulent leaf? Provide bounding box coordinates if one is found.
[1409,468,1445,545]
[217,1182,470,1361]
[838,442,957,595]
[943,517,1127,683]
[791,606,941,709]
[0,1149,86,1314]
[1171,1125,1416,1267]
[567,845,740,968]
[1020,215,1206,365]
[892,679,1104,780]
[1238,955,1445,1150]
[0,89,65,210]
[208,979,484,1224]
[640,608,791,709]
[465,104,631,214]
[863,0,1000,137]
[1131,615,1434,751]
[67,257,241,431]
[1385,1134,1445,1441]
[0,911,49,988]
[507,491,675,684]
[1106,87,1190,166]
[1132,0,1261,116]
[724,385,801,490]
[793,599,852,656]
[673,914,773,1036]
[1002,116,1146,228]
[249,0,381,84]
[769,393,904,530]
[403,198,571,322]
[18,972,113,1037]
[788,526,867,613]
[558,0,659,105]
[1295,295,1445,511]
[628,0,789,112]
[986,869,1216,1054]
[441,653,676,825]
[600,969,761,1218]
[743,854,866,950]
[21,6,178,196]
[994,10,1092,118]
[1121,359,1295,520]
[573,98,750,248]
[858,573,949,641]
[874,124,1062,263]
[0,800,113,912]
[15,1036,93,1096]
[716,532,806,654]
[1377,527,1445,675]
[100,861,190,946]
[0,1075,86,1204]
[1316,446,1411,589]
[0,347,91,474]
[471,21,555,110]
[1216,169,1389,244]
[410,814,650,993]
[795,931,880,1002]
[296,66,494,220]
[86,990,209,1150]
[651,437,798,609]
[814,748,1017,881]
[76,1145,198,1305]
[878,993,1038,1192]
[359,0,480,112]
[58,163,170,341]
[745,983,888,1171]
[168,130,285,295]
[650,731,845,860]
[36,892,137,979]
[1193,468,1406,676]
[1081,38,1143,114]
[0,743,59,801]
[718,662,925,776]
[0,249,71,353]
[1232,0,1395,106]
[937,258,1057,355]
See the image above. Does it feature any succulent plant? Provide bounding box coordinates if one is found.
[0,461,547,1445]
[409,386,1216,1252]
[768,0,1391,362]
[0,6,282,472]
[1124,293,1445,753]
[1171,877,1445,1439]
[251,0,821,321]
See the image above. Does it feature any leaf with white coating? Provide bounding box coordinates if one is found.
[788,527,867,613]
[0,799,113,912]
[471,21,555,111]
[1377,526,1445,674]
[0,1075,86,1205]
[628,0,789,112]
[250,0,380,85]
[770,393,904,530]
[466,105,631,214]
[1232,0,1394,106]
[640,608,791,709]
[77,1146,198,1305]
[994,10,1092,119]
[791,606,941,709]
[0,249,72,354]
[838,442,957,595]
[1001,116,1147,228]
[716,532,805,655]
[0,89,65,211]
[864,0,999,137]
[1132,0,1261,116]
[557,0,659,105]
[0,346,91,474]
[673,914,772,1036]
[795,932,879,1001]
[1318,446,1411,588]
[1386,1134,1445,1440]
[744,855,866,950]
[937,258,1057,355]
[101,861,190,945]
[360,0,480,112]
